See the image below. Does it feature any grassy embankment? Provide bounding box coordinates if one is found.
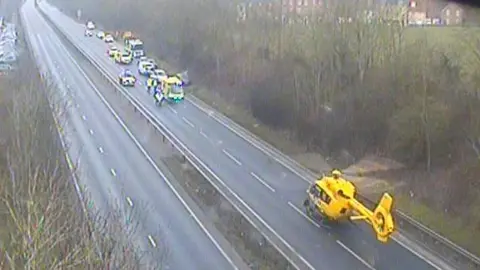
[0,14,158,269]
[192,25,480,255]
[47,0,480,256]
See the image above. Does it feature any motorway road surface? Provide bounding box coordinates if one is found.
[0,0,17,20]
[38,1,452,269]
[21,1,244,269]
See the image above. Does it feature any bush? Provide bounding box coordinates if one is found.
[0,53,162,268]
[48,0,480,253]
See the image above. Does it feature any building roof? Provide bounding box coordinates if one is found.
[441,1,463,12]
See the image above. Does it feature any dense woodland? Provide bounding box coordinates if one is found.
[50,0,480,252]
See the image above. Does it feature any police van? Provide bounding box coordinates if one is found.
[126,39,145,58]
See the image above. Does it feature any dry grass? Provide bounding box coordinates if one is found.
[193,83,480,256]
[0,50,162,268]
[64,38,290,269]
[39,0,480,257]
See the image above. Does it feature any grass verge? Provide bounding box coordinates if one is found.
[0,17,160,268]
[40,1,480,259]
[62,30,293,268]
[192,86,480,258]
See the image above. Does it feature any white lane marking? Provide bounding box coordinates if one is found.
[66,84,70,89]
[147,235,157,247]
[168,107,177,114]
[195,105,446,268]
[182,116,194,128]
[222,149,242,166]
[82,115,87,120]
[63,77,66,81]
[187,97,447,269]
[89,129,94,135]
[66,51,309,270]
[98,147,104,153]
[110,169,116,176]
[250,172,275,192]
[287,201,320,228]
[200,130,209,139]
[337,240,375,270]
[392,234,444,270]
[126,197,133,207]
[55,45,238,269]
[187,98,312,183]
[41,7,342,270]
[28,28,106,256]
[46,15,322,269]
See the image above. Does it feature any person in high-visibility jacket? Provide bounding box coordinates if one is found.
[153,84,165,105]
[146,75,158,93]
[146,77,154,92]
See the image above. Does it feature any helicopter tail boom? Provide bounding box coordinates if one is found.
[347,193,395,243]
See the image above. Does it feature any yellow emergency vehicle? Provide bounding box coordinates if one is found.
[158,76,184,103]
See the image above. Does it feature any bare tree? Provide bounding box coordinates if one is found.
[0,55,167,269]
[46,0,480,255]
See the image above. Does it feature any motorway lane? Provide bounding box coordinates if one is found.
[21,1,121,221]
[43,36,239,270]
[41,24,368,270]
[40,3,444,270]
[22,2,242,269]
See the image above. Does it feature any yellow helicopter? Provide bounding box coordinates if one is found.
[303,169,395,243]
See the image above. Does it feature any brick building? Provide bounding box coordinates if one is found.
[441,2,464,25]
[407,0,464,25]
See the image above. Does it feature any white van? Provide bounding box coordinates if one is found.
[86,21,95,30]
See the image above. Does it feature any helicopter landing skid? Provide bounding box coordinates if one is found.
[313,214,332,229]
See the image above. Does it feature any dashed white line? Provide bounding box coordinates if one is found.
[89,129,94,135]
[147,235,157,247]
[126,197,133,207]
[182,116,194,128]
[57,39,237,269]
[98,147,104,153]
[392,234,444,270]
[336,240,375,270]
[222,149,242,166]
[168,107,178,114]
[200,130,209,139]
[82,115,86,120]
[110,168,116,176]
[250,172,275,192]
[287,201,320,228]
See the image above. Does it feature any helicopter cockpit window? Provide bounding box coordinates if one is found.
[171,83,183,94]
[310,185,321,197]
[318,188,332,204]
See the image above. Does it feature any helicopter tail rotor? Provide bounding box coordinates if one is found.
[372,193,395,242]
